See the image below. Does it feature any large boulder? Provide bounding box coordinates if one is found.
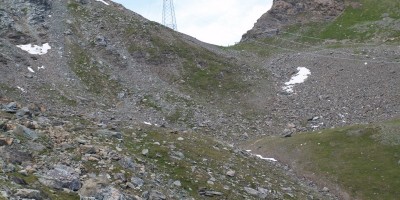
[38,164,82,191]
[79,175,128,200]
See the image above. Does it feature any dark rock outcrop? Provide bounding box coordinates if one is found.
[242,0,345,41]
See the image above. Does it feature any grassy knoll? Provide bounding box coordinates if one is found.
[245,120,400,199]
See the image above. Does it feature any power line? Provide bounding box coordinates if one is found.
[162,0,177,31]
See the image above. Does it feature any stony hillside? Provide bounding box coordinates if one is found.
[0,0,399,199]
[0,0,275,142]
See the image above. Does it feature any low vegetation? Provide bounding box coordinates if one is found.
[67,42,122,99]
[283,0,400,43]
[246,120,400,199]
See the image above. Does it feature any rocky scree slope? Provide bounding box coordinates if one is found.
[237,0,400,199]
[242,0,345,41]
[0,0,339,199]
[0,0,400,199]
[235,0,400,136]
[0,0,274,142]
[0,99,337,199]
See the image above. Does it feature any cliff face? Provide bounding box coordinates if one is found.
[241,0,345,41]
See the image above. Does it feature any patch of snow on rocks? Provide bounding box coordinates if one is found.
[282,67,311,93]
[143,122,152,125]
[247,150,277,162]
[28,67,35,73]
[95,0,110,5]
[17,86,26,93]
[16,43,51,55]
[255,155,277,162]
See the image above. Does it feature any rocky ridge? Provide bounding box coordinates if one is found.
[242,0,345,41]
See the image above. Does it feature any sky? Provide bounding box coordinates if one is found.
[111,0,273,46]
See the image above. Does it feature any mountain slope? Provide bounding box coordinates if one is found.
[0,0,274,141]
[237,0,400,199]
[243,0,400,42]
[0,0,335,199]
[244,120,400,199]
[1,0,400,199]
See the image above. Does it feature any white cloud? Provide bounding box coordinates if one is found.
[176,0,273,46]
[112,0,272,46]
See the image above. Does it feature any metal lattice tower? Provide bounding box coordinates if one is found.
[162,0,177,31]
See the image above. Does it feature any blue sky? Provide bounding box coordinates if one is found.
[111,0,273,46]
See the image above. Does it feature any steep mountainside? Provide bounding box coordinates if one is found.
[0,0,399,199]
[242,0,345,40]
[0,0,334,199]
[0,0,274,141]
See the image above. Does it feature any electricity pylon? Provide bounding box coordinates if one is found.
[162,0,177,31]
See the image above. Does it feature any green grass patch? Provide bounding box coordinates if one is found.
[228,40,276,56]
[67,43,122,99]
[118,126,325,199]
[37,85,77,107]
[282,0,400,43]
[247,121,400,199]
[0,83,21,101]
[126,28,247,97]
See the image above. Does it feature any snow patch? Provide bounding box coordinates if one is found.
[38,66,46,70]
[282,67,311,93]
[28,67,35,73]
[17,86,26,93]
[16,43,51,55]
[143,122,152,126]
[95,0,109,5]
[255,155,277,162]
[246,150,277,162]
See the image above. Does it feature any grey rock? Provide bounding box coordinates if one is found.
[322,187,329,192]
[244,187,259,196]
[171,151,184,160]
[173,180,181,187]
[38,164,81,191]
[118,156,135,170]
[2,163,15,173]
[95,129,122,139]
[142,190,166,200]
[118,92,126,99]
[8,150,32,165]
[131,177,144,188]
[16,107,31,118]
[142,149,149,156]
[12,176,28,185]
[14,125,39,140]
[79,0,89,4]
[226,170,236,177]
[3,102,17,113]
[114,173,126,182]
[126,182,135,189]
[79,176,109,198]
[95,35,108,46]
[14,189,42,200]
[258,187,269,199]
[198,188,223,197]
[96,186,126,200]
